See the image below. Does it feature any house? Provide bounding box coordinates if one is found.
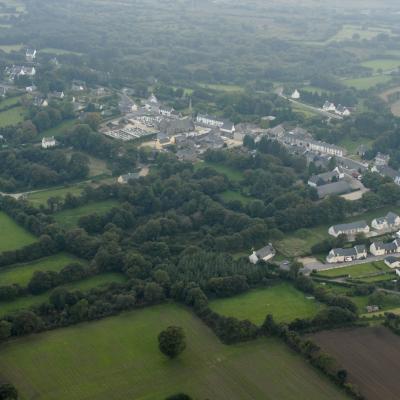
[41,136,56,149]
[159,106,175,117]
[5,65,36,80]
[148,93,158,104]
[326,245,367,263]
[366,305,380,313]
[291,89,300,99]
[25,49,37,62]
[322,101,336,112]
[375,152,390,166]
[249,244,276,264]
[308,168,344,187]
[335,105,351,117]
[372,165,400,185]
[117,172,140,184]
[220,120,235,135]
[0,86,7,97]
[328,220,369,237]
[49,91,65,100]
[155,132,175,149]
[356,144,368,157]
[370,239,400,256]
[71,81,86,92]
[385,256,400,269]
[371,212,400,231]
[25,85,37,93]
[317,180,356,199]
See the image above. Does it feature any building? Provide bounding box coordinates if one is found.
[25,49,37,62]
[371,212,400,231]
[375,152,390,166]
[385,256,400,269]
[41,136,56,149]
[291,89,300,99]
[370,239,400,256]
[308,168,344,187]
[366,305,380,313]
[317,180,356,199]
[249,244,276,264]
[117,172,140,184]
[322,101,336,112]
[49,91,65,100]
[326,245,367,263]
[71,81,86,92]
[335,105,351,117]
[5,65,36,80]
[372,165,400,185]
[328,220,369,237]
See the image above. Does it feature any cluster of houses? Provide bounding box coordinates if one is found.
[322,101,351,117]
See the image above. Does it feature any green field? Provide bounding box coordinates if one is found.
[329,25,392,42]
[0,253,86,287]
[199,83,244,92]
[42,119,76,138]
[338,137,373,154]
[53,200,119,228]
[0,44,23,53]
[317,262,390,279]
[342,75,391,90]
[41,47,82,56]
[27,184,85,206]
[0,96,20,111]
[0,106,26,127]
[0,273,126,317]
[0,303,349,400]
[0,212,36,252]
[210,283,324,324]
[220,190,253,204]
[362,59,400,72]
[195,161,244,182]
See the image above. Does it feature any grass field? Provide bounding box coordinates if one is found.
[195,161,244,182]
[220,190,253,204]
[199,83,244,92]
[27,184,85,206]
[41,47,82,56]
[0,96,20,111]
[0,212,36,252]
[0,253,86,287]
[317,262,389,279]
[342,75,391,90]
[312,326,400,400]
[0,273,126,317]
[210,283,324,324]
[0,106,26,127]
[362,59,400,72]
[338,137,373,154]
[53,200,119,228]
[41,119,76,138]
[0,44,23,53]
[0,303,349,400]
[329,25,392,42]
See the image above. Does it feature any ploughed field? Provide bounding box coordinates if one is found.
[311,326,400,400]
[0,304,350,400]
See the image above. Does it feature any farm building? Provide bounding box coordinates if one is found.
[249,244,276,264]
[326,245,367,263]
[328,221,369,238]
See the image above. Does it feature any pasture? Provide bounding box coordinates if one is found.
[41,119,76,138]
[312,326,400,400]
[0,273,126,317]
[362,59,400,72]
[342,75,391,90]
[0,303,349,400]
[210,283,324,324]
[0,44,23,53]
[0,106,26,127]
[317,261,389,279]
[0,212,36,252]
[27,184,85,206]
[329,25,392,42]
[53,200,119,229]
[0,253,86,287]
[195,161,244,182]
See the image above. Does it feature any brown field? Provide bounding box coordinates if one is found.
[311,326,400,400]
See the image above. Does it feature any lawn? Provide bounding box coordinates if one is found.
[0,212,36,252]
[0,253,86,287]
[195,161,244,182]
[210,283,324,324]
[361,59,400,72]
[220,190,253,205]
[41,119,76,138]
[0,273,126,317]
[27,184,85,206]
[342,75,391,90]
[0,303,349,400]
[317,261,390,279]
[0,106,26,127]
[53,200,119,228]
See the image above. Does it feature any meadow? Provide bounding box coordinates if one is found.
[0,303,349,400]
[0,212,36,252]
[361,59,400,72]
[195,161,244,182]
[342,75,391,90]
[0,273,126,317]
[27,184,85,206]
[0,44,23,52]
[210,283,324,324]
[0,253,86,287]
[53,200,119,229]
[0,106,26,127]
[317,261,390,279]
[329,25,393,42]
[41,119,76,138]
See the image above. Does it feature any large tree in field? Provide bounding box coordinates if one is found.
[158,326,186,359]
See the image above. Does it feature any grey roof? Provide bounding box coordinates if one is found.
[120,172,140,183]
[255,244,275,259]
[317,180,353,199]
[309,170,339,185]
[373,241,398,252]
[221,121,234,131]
[331,245,366,257]
[385,256,399,264]
[336,156,368,172]
[375,212,399,225]
[375,165,400,179]
[332,220,368,232]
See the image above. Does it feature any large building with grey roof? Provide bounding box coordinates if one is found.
[328,221,370,238]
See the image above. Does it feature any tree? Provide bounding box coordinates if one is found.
[158,326,186,359]
[0,383,18,400]
[165,394,192,400]
[0,321,12,340]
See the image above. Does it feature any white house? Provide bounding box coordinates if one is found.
[117,172,140,184]
[328,220,370,237]
[336,105,351,117]
[371,212,400,231]
[291,89,300,99]
[326,245,367,263]
[385,256,400,269]
[370,239,400,256]
[26,49,37,62]
[249,244,276,264]
[322,101,336,112]
[41,136,56,149]
[375,152,390,166]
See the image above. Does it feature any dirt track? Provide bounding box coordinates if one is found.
[311,326,400,400]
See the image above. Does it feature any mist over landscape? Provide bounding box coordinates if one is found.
[0,1,399,399]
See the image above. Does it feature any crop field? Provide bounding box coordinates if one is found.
[195,161,244,182]
[0,253,86,287]
[0,273,126,317]
[0,303,349,400]
[342,75,391,90]
[0,106,26,127]
[210,283,324,324]
[311,326,400,400]
[27,184,85,206]
[53,200,119,228]
[0,212,36,252]
[317,261,389,279]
